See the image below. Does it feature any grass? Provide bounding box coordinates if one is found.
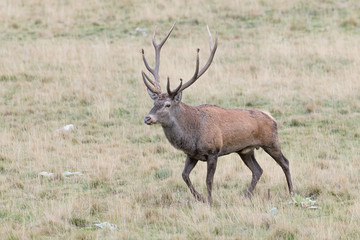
[1,0,360,239]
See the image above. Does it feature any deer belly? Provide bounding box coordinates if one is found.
[219,145,259,156]
[219,145,243,156]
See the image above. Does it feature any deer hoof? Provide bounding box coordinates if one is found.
[194,194,206,203]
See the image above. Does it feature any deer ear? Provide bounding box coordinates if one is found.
[173,91,182,103]
[147,88,158,100]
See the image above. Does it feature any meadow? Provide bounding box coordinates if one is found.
[0,0,359,239]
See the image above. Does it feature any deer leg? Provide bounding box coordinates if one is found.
[238,150,263,197]
[263,146,294,195]
[182,156,205,202]
[206,154,218,207]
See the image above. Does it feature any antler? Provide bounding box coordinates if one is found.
[142,23,176,94]
[167,25,218,96]
[167,77,183,97]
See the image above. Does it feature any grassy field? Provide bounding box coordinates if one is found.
[1,0,360,239]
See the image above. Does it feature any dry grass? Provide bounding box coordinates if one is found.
[1,0,360,239]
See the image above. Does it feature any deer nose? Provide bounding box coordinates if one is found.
[144,116,152,125]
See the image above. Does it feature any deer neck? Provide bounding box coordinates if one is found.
[161,103,201,153]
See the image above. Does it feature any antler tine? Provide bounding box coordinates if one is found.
[142,71,155,86]
[167,77,183,97]
[142,49,155,77]
[142,48,162,93]
[197,26,218,79]
[207,25,213,52]
[175,48,200,93]
[152,23,176,88]
[142,71,158,93]
[142,23,176,94]
[175,26,218,94]
[153,22,176,50]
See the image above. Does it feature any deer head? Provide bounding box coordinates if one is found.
[142,23,218,126]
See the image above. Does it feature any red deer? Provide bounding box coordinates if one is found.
[141,23,293,206]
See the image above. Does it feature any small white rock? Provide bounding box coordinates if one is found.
[56,124,74,132]
[270,207,278,215]
[135,27,147,36]
[62,171,82,178]
[38,171,55,178]
[93,221,120,231]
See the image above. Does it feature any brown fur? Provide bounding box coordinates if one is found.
[164,104,277,160]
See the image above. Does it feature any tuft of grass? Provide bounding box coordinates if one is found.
[154,168,172,180]
[341,17,359,28]
[70,217,89,228]
[270,227,298,240]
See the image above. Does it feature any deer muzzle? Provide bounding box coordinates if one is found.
[144,115,156,125]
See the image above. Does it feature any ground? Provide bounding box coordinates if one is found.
[0,0,360,239]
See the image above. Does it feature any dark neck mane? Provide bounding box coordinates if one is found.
[161,103,201,154]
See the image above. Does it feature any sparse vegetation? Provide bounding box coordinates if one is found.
[0,0,360,239]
